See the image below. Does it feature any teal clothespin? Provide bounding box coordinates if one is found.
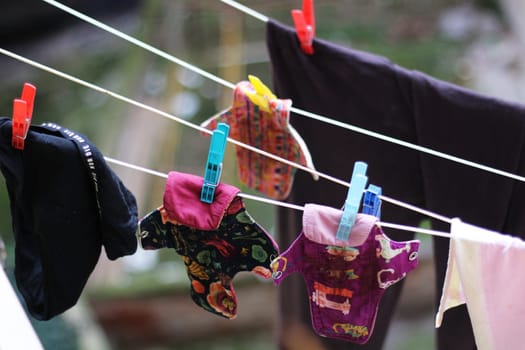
[362,184,382,218]
[201,122,230,203]
[335,161,368,241]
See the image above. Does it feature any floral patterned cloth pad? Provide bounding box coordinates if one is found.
[138,171,279,319]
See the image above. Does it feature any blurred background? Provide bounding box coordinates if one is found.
[0,0,524,349]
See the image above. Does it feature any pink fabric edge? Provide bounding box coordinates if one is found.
[302,203,377,247]
[163,171,240,230]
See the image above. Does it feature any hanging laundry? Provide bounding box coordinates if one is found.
[138,171,279,319]
[271,204,419,343]
[266,19,525,349]
[200,77,317,200]
[0,118,138,320]
[436,219,525,350]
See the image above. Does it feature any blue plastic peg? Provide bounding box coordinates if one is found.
[201,123,229,203]
[335,161,368,241]
[362,184,382,218]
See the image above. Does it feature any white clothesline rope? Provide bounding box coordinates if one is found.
[41,0,525,185]
[0,48,335,185]
[220,0,269,22]
[0,47,452,224]
[43,0,235,90]
[103,157,451,238]
[104,157,307,211]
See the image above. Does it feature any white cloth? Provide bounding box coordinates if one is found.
[0,268,43,349]
[436,218,525,350]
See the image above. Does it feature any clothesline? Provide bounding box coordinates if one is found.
[0,49,342,186]
[0,47,452,225]
[2,6,517,349]
[102,157,305,211]
[0,49,470,238]
[220,0,269,23]
[104,156,451,238]
[41,0,525,185]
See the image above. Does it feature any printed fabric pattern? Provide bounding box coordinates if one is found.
[271,204,420,343]
[201,80,317,200]
[138,172,279,319]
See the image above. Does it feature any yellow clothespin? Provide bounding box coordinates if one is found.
[245,75,277,113]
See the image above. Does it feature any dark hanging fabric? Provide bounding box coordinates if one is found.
[266,19,525,349]
[0,118,138,320]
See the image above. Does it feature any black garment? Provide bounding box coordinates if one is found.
[267,19,525,349]
[0,118,138,320]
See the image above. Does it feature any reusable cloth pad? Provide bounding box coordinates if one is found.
[201,80,317,200]
[139,171,279,319]
[271,204,420,343]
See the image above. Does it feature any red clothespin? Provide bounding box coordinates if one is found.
[291,0,315,55]
[12,83,36,150]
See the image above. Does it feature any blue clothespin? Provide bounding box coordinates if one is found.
[335,161,368,241]
[201,123,230,203]
[362,184,382,218]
